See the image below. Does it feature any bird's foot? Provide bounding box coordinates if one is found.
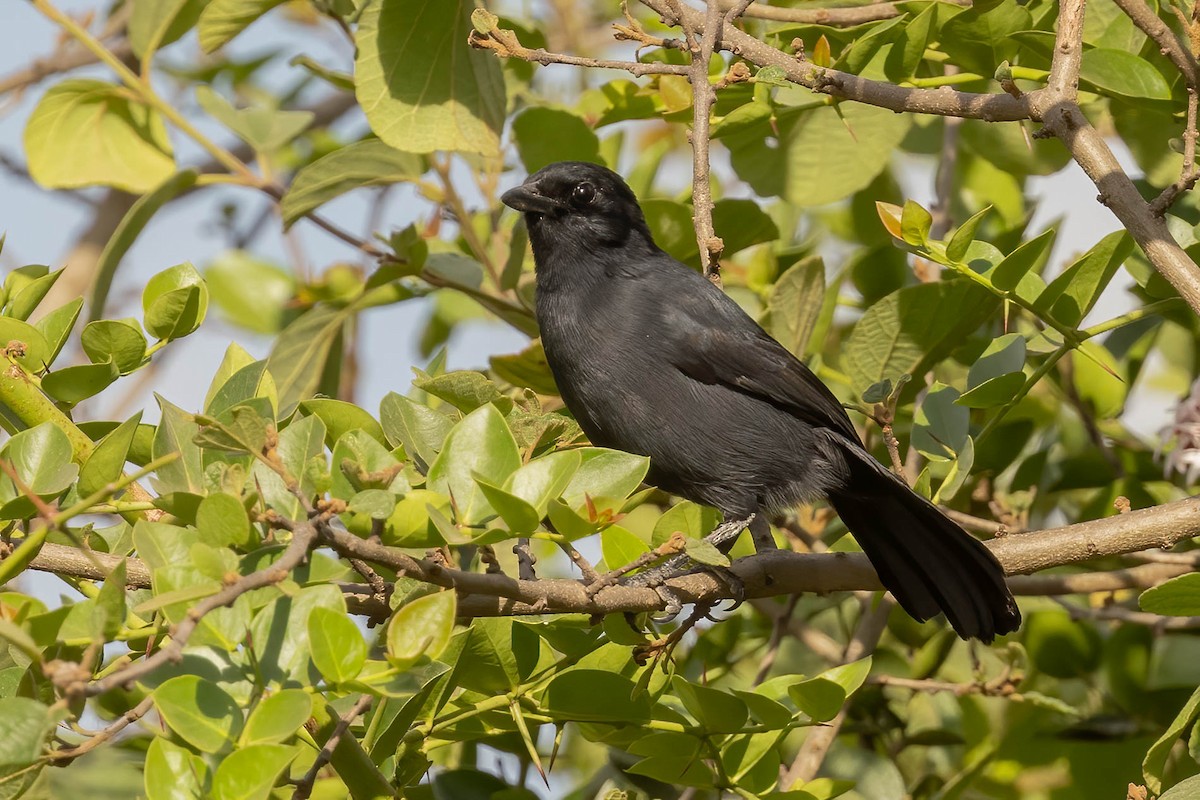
[703,564,745,612]
[620,515,754,618]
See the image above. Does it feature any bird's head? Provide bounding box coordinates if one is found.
[501,162,654,256]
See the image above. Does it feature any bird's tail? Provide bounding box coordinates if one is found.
[827,448,1021,643]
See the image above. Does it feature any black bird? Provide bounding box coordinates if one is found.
[501,161,1021,642]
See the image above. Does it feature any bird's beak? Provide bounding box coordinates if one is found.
[501,183,564,216]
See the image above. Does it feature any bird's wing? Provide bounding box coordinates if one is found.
[665,288,862,443]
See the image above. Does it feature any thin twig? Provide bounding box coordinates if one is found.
[869,673,1018,697]
[46,695,154,763]
[514,538,538,581]
[690,0,725,282]
[293,695,374,800]
[557,539,600,583]
[469,21,690,76]
[1151,87,1200,215]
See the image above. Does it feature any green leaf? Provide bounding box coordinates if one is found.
[33,297,83,364]
[0,698,55,793]
[912,383,969,461]
[196,493,253,550]
[331,430,406,501]
[1145,684,1200,794]
[241,690,312,746]
[0,423,78,517]
[946,206,992,263]
[41,359,119,404]
[142,262,209,340]
[991,228,1055,291]
[714,198,780,258]
[732,690,794,730]
[205,343,257,413]
[561,448,650,509]
[600,526,649,571]
[153,675,243,753]
[23,79,175,193]
[0,318,51,372]
[788,658,872,723]
[94,559,128,639]
[205,252,294,334]
[628,755,714,787]
[505,450,582,517]
[153,396,205,494]
[206,360,275,418]
[712,99,772,139]
[6,268,62,321]
[282,139,423,228]
[900,200,933,246]
[211,743,297,800]
[956,334,1027,408]
[144,736,208,800]
[81,319,148,374]
[844,281,998,394]
[427,404,521,525]
[130,0,206,59]
[475,478,541,532]
[685,537,730,567]
[729,101,910,208]
[652,501,720,547]
[308,606,367,684]
[543,670,651,723]
[414,371,511,414]
[196,86,313,153]
[939,0,1032,76]
[266,305,349,418]
[1141,573,1200,616]
[197,0,287,52]
[347,489,396,519]
[673,677,748,733]
[512,107,601,173]
[195,403,272,456]
[1036,231,1133,327]
[355,0,506,156]
[768,255,825,357]
[956,372,1025,408]
[450,617,541,695]
[132,520,198,571]
[90,169,199,322]
[388,590,456,665]
[1080,48,1172,100]
[249,414,324,521]
[1161,774,1200,800]
[249,584,345,687]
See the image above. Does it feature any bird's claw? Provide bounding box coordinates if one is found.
[650,585,684,623]
[698,564,745,612]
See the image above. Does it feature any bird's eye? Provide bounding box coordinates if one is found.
[571,182,596,206]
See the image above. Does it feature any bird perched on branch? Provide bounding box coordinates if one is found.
[501,161,1021,643]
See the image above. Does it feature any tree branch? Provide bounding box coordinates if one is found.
[20,498,1200,621]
